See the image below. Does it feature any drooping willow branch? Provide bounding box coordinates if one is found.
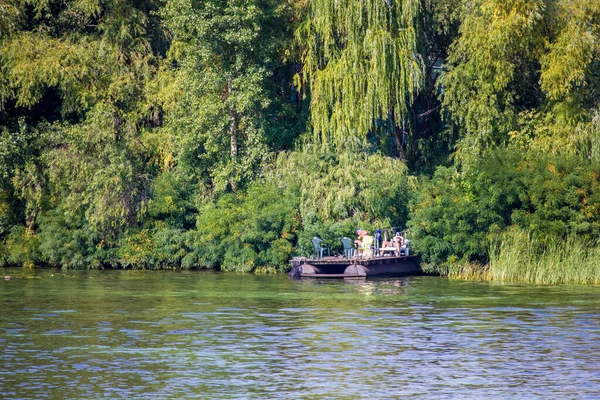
[296,0,425,149]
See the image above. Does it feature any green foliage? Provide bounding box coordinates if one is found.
[36,214,109,269]
[295,0,424,153]
[0,0,178,267]
[146,171,196,229]
[193,182,300,272]
[441,0,600,166]
[271,148,412,221]
[0,226,40,268]
[0,189,11,238]
[44,107,152,236]
[410,147,600,267]
[540,1,600,103]
[116,227,188,270]
[0,0,303,270]
[159,0,299,192]
[0,0,599,285]
[488,226,600,284]
[266,147,415,255]
[0,0,165,241]
[409,166,502,266]
[441,0,546,165]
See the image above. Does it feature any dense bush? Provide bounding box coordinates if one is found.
[0,226,41,268]
[0,147,417,271]
[268,148,415,256]
[191,183,300,273]
[409,147,600,267]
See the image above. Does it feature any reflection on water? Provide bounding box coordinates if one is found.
[1,269,599,399]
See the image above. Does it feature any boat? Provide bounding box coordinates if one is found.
[288,254,420,279]
[289,230,420,279]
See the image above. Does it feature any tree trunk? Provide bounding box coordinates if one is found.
[390,109,405,160]
[228,78,238,158]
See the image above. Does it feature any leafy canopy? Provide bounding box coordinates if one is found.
[295,0,425,148]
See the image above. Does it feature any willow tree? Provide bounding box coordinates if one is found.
[295,0,425,158]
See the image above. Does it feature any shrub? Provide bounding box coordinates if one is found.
[194,182,300,272]
[409,147,600,268]
[0,226,40,268]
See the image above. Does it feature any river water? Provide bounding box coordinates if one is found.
[1,268,599,399]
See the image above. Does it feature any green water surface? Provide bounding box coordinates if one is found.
[1,268,599,399]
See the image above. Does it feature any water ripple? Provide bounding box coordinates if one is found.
[1,271,599,399]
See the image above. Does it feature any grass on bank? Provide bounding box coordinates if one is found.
[424,227,600,285]
[487,228,600,285]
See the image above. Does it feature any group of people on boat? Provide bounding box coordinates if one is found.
[354,228,406,258]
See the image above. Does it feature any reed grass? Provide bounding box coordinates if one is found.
[486,228,600,285]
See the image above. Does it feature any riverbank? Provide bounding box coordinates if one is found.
[421,229,600,285]
[5,226,600,286]
[3,1,600,292]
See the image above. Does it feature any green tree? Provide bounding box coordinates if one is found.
[0,0,167,265]
[440,0,546,165]
[441,0,600,165]
[295,0,425,158]
[159,0,298,192]
[535,0,600,157]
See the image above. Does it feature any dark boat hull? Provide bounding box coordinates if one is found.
[289,256,420,279]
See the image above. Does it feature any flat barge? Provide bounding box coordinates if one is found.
[288,255,420,279]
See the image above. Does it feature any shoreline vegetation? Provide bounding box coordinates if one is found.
[2,1,600,285]
[424,228,600,285]
[488,229,600,285]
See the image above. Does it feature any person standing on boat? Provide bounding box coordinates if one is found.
[375,229,383,254]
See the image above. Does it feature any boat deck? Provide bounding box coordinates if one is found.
[288,255,420,279]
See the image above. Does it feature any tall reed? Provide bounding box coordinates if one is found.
[487,227,600,285]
